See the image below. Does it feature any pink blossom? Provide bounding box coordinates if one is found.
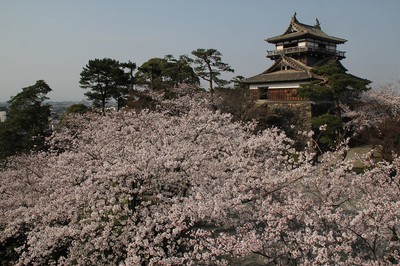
[1,87,400,265]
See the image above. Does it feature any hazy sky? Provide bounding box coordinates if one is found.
[1,0,399,101]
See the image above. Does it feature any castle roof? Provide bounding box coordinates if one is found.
[243,70,311,84]
[242,56,314,84]
[266,13,347,44]
[242,56,348,84]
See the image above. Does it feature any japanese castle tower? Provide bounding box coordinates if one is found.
[243,13,347,101]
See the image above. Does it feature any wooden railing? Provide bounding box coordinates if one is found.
[267,89,304,101]
[267,47,345,58]
[251,88,333,102]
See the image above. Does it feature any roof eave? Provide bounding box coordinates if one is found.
[242,77,313,84]
[266,34,347,44]
[243,72,314,84]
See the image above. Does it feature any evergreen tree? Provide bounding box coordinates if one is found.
[191,48,234,98]
[0,80,52,160]
[298,61,370,116]
[135,58,169,90]
[163,54,199,86]
[80,58,132,113]
[136,56,199,91]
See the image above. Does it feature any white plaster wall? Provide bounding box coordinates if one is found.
[327,44,336,51]
[249,81,309,90]
[298,42,306,47]
[0,111,6,122]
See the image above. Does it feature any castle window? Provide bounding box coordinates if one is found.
[259,87,268,99]
[283,42,298,49]
[281,66,292,71]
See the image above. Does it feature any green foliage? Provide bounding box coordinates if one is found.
[231,75,247,90]
[65,103,90,115]
[191,48,234,97]
[296,61,369,152]
[298,61,370,114]
[135,57,169,90]
[120,61,137,90]
[80,58,134,112]
[311,114,343,152]
[164,54,199,86]
[0,80,52,160]
[136,55,198,90]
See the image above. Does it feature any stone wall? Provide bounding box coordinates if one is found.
[249,100,312,149]
[267,101,312,132]
[252,100,312,132]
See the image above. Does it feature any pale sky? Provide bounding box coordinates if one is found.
[1,0,399,101]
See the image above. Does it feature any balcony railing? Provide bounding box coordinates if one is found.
[251,88,334,102]
[267,46,345,58]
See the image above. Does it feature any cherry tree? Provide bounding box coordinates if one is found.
[343,82,400,160]
[1,86,400,265]
[343,82,400,131]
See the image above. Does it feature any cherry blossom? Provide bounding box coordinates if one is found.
[1,87,400,265]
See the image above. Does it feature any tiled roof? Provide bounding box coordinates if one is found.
[242,70,312,84]
[266,14,347,44]
[264,56,312,73]
[242,56,314,84]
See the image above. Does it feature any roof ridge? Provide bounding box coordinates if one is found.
[286,13,321,34]
[263,58,283,73]
[262,56,313,74]
[267,14,347,44]
[283,56,312,71]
